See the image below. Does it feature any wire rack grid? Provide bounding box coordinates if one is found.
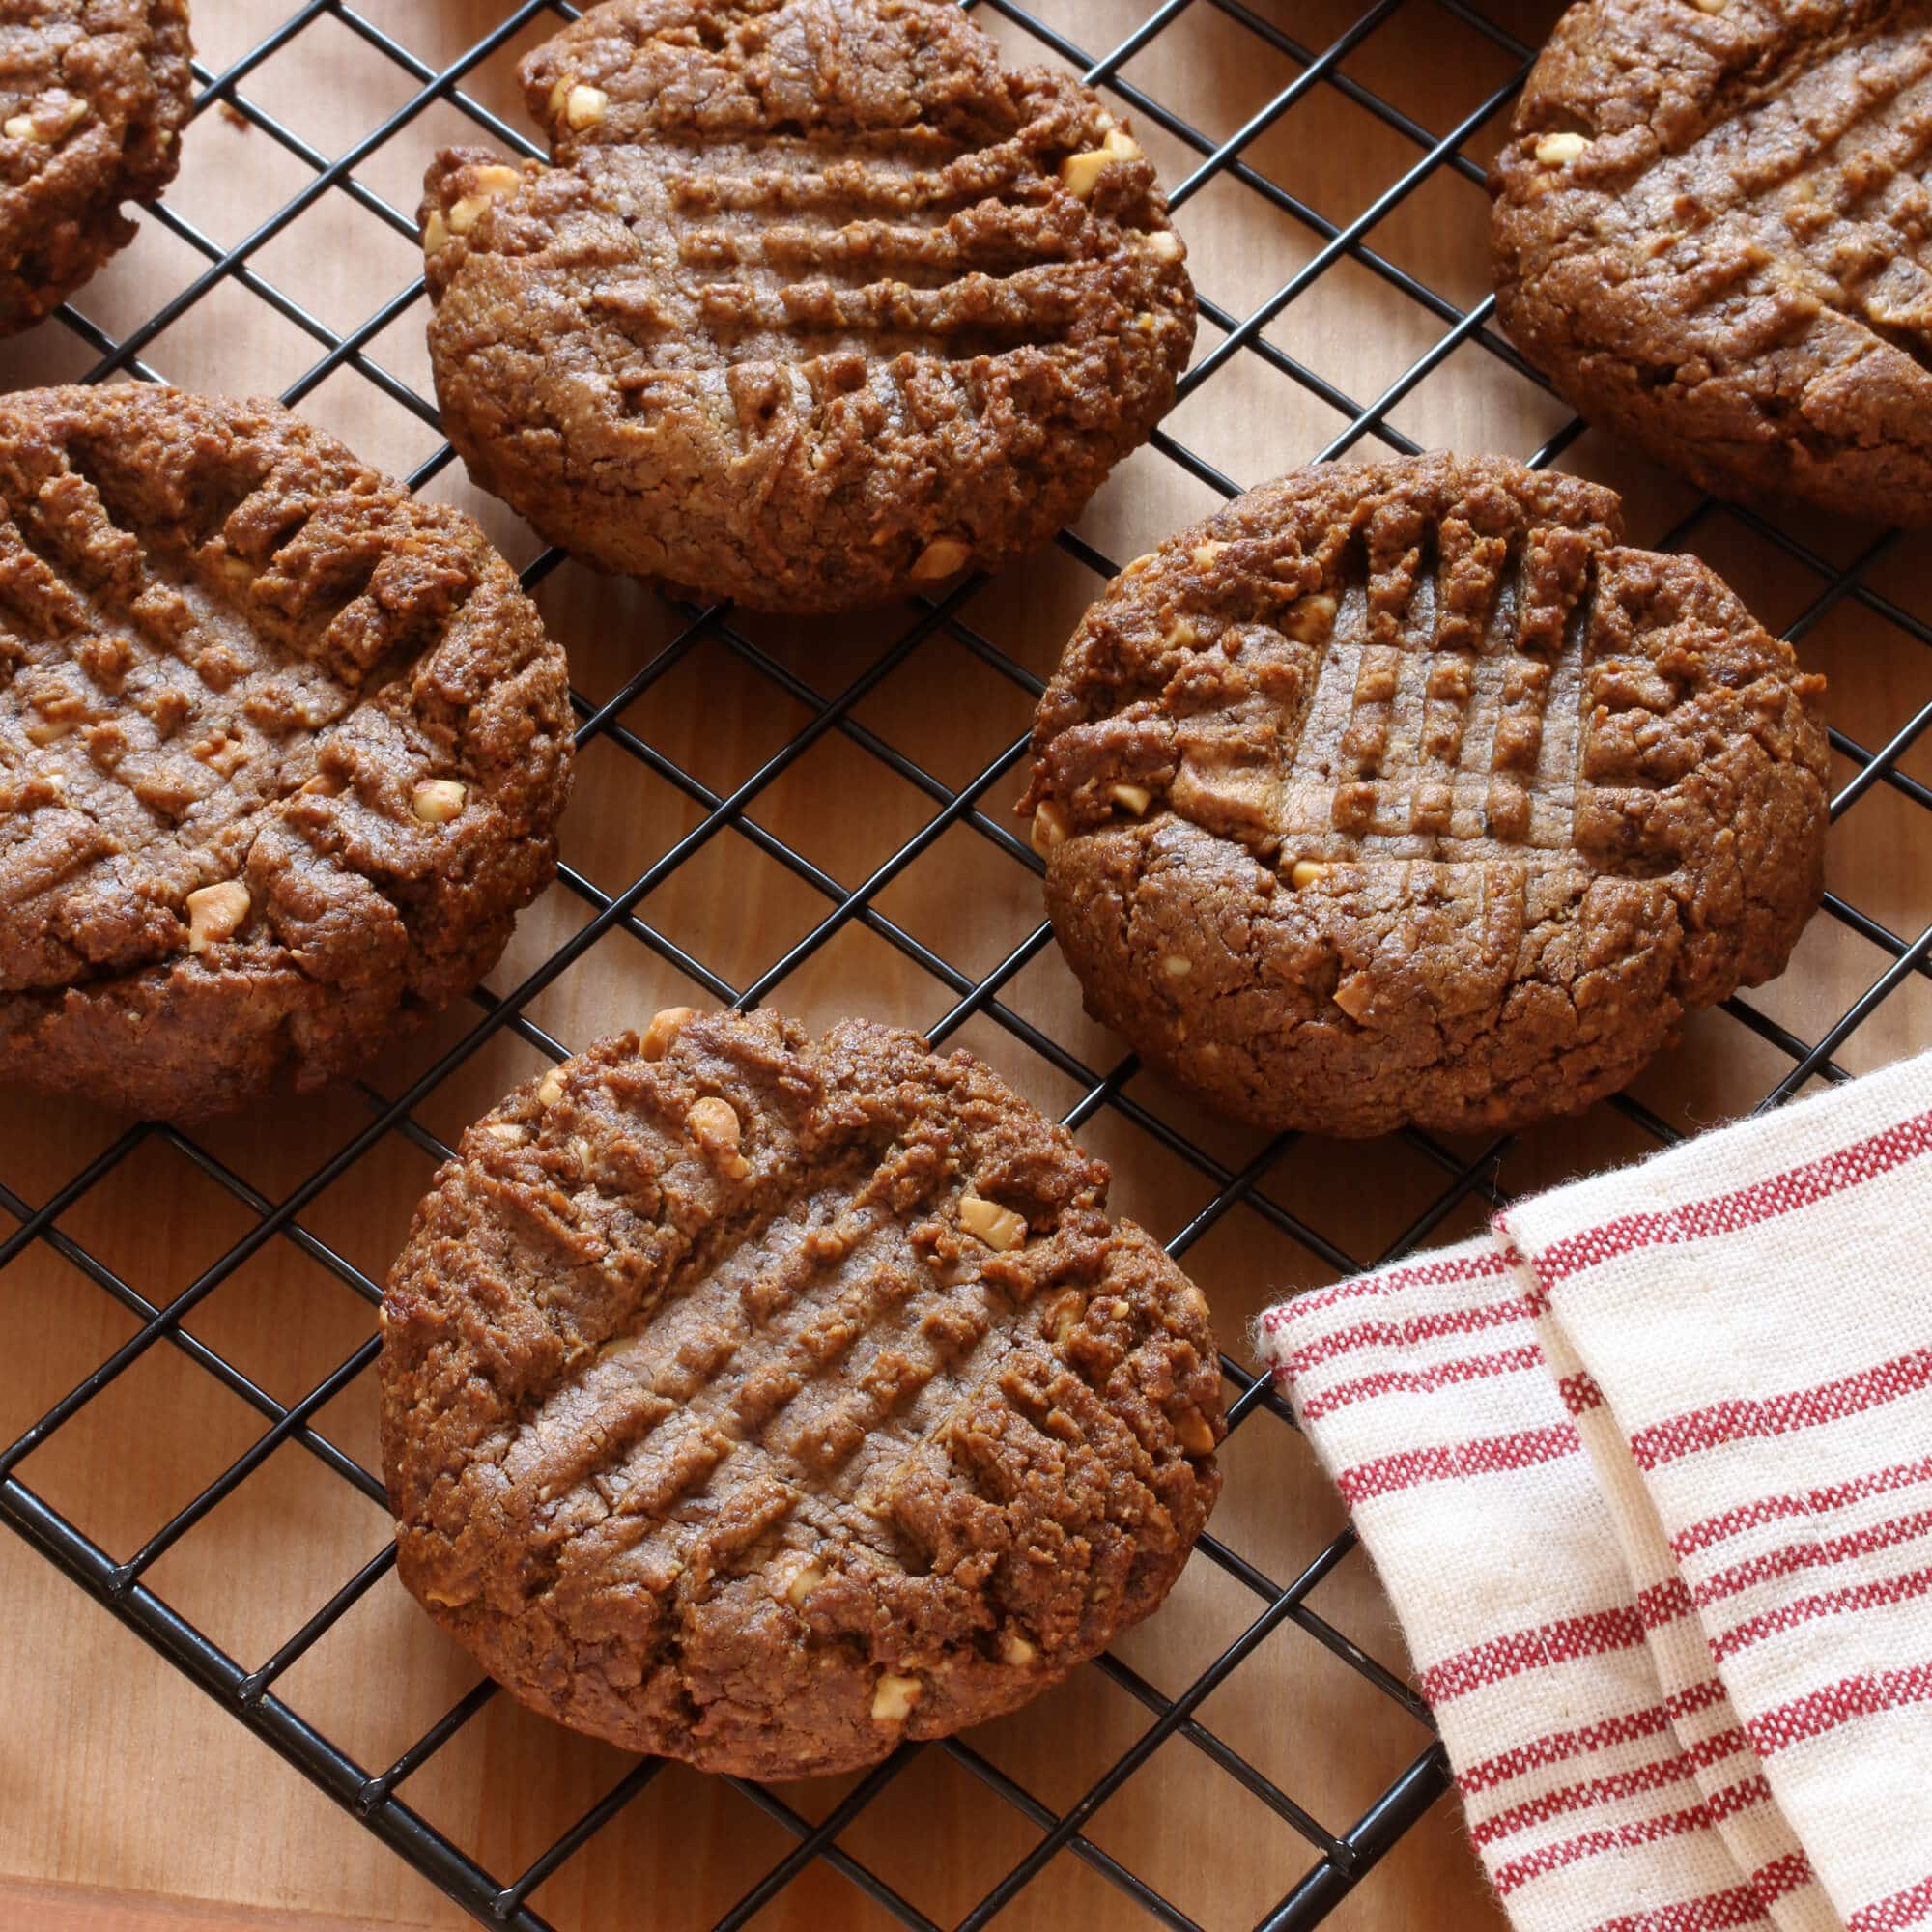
[2,0,1928,1928]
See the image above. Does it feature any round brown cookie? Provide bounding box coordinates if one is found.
[0,2,193,338]
[417,0,1195,614]
[0,384,574,1121]
[1018,455,1829,1138]
[1491,0,1932,526]
[379,1007,1223,1777]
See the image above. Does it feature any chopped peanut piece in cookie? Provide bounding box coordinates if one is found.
[687,1095,750,1178]
[1534,131,1590,166]
[564,84,609,128]
[958,1193,1026,1251]
[446,165,523,235]
[908,537,971,582]
[185,881,250,953]
[1030,799,1069,855]
[1175,1408,1216,1456]
[412,778,468,823]
[871,1674,923,1723]
[1282,592,1338,643]
[641,1006,696,1059]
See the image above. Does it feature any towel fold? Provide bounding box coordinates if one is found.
[1257,1053,1932,1932]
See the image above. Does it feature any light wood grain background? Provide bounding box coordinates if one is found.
[3,0,1927,1928]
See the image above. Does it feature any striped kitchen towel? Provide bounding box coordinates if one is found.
[1256,1050,1932,1932]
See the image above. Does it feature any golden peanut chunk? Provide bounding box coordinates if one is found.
[565,84,609,128]
[1534,131,1591,166]
[23,717,72,746]
[1175,1408,1216,1456]
[485,1122,526,1145]
[422,209,449,255]
[1002,1634,1038,1666]
[185,881,250,952]
[7,95,85,141]
[1332,972,1375,1020]
[1060,148,1111,197]
[1047,1291,1083,1346]
[423,1585,477,1608]
[688,1095,750,1178]
[1105,128,1142,160]
[959,1193,1026,1252]
[871,1674,923,1723]
[641,1006,696,1058]
[1029,798,1069,856]
[1283,591,1338,644]
[1692,0,1726,12]
[908,536,972,582]
[1164,615,1199,649]
[1121,552,1158,577]
[412,778,468,823]
[1162,954,1192,980]
[1110,782,1152,816]
[1191,541,1229,568]
[786,1561,827,1606]
[1142,229,1183,262]
[536,1069,565,1108]
[1290,860,1330,890]
[299,771,343,797]
[446,165,523,235]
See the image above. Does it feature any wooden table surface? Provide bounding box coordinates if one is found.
[4,0,1927,1928]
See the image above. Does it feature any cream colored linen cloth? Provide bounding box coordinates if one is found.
[1256,1052,1932,1932]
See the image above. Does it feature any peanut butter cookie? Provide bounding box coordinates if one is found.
[381,1008,1223,1776]
[1019,455,1830,1137]
[0,1,193,336]
[1492,0,1932,524]
[0,385,574,1120]
[419,0,1195,612]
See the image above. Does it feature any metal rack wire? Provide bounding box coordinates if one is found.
[2,0,1927,1927]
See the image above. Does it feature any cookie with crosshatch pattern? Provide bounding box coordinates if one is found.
[0,0,193,336]
[379,1006,1222,1777]
[0,384,574,1121]
[1018,454,1830,1137]
[414,0,1195,613]
[1491,0,1932,526]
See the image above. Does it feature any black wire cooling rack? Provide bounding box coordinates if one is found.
[4,0,1929,1927]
